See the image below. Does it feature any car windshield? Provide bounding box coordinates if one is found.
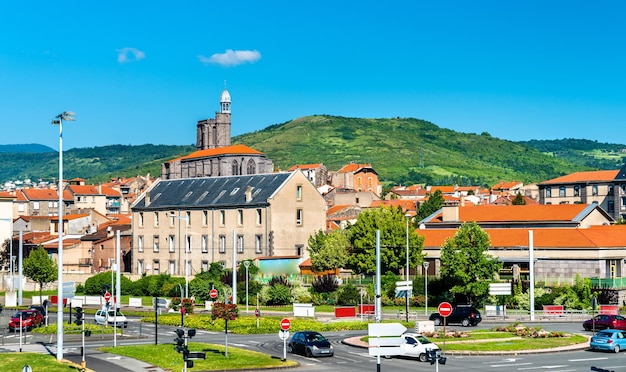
[416,335,432,344]
[108,310,124,317]
[597,331,614,338]
[307,333,326,342]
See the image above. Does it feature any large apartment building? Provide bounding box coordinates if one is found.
[130,170,326,276]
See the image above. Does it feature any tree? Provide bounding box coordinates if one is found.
[416,190,445,222]
[347,206,424,275]
[512,192,526,205]
[23,245,57,303]
[308,229,350,272]
[439,222,501,305]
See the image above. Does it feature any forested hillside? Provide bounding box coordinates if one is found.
[2,116,624,187]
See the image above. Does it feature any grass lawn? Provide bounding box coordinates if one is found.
[443,334,588,352]
[0,353,86,371]
[99,342,299,371]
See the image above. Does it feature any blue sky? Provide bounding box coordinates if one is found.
[1,1,625,150]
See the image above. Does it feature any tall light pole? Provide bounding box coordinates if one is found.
[423,261,430,317]
[52,110,75,361]
[171,213,189,299]
[405,213,411,322]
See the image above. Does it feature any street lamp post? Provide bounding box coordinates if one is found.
[244,261,250,313]
[52,110,75,361]
[423,261,430,317]
[405,213,411,323]
[171,213,189,299]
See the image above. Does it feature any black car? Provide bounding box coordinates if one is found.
[287,331,334,357]
[429,305,482,327]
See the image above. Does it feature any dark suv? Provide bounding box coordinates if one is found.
[429,305,481,327]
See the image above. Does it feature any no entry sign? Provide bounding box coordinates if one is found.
[280,318,291,331]
[209,289,218,299]
[104,291,111,302]
[438,302,453,317]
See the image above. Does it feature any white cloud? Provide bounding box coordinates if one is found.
[198,49,261,67]
[116,47,146,63]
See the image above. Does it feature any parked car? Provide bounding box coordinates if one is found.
[590,329,626,352]
[94,309,128,328]
[8,310,44,331]
[583,314,626,331]
[287,331,334,357]
[429,305,482,327]
[384,332,441,362]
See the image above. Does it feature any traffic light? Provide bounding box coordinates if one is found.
[428,349,437,365]
[74,307,84,326]
[187,329,196,338]
[174,328,186,354]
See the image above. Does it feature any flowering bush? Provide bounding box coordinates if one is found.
[492,323,565,338]
[212,302,239,321]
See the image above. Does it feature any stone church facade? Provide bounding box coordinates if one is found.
[161,88,274,179]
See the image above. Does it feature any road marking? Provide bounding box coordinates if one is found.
[490,363,532,367]
[569,357,607,362]
[517,365,568,370]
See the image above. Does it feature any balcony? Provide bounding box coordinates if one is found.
[591,277,626,289]
[78,258,93,267]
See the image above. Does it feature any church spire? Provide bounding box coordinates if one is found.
[220,80,231,114]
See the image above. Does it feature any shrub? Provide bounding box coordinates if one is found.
[266,284,291,306]
[336,282,359,306]
[311,275,338,293]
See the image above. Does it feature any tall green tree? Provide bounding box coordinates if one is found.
[23,245,57,303]
[416,190,445,222]
[439,222,501,305]
[347,206,424,275]
[308,229,350,272]
[512,192,526,205]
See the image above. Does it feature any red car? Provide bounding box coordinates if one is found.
[583,314,626,331]
[9,310,44,331]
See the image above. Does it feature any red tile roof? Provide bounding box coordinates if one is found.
[288,163,323,171]
[21,188,58,201]
[429,204,591,223]
[68,185,101,195]
[541,170,619,184]
[337,163,373,173]
[180,144,262,161]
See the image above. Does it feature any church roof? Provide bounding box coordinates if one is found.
[179,144,263,161]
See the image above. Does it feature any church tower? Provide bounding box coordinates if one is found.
[196,87,232,150]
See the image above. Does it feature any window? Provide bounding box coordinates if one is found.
[138,235,144,252]
[186,235,191,253]
[296,244,304,256]
[296,185,302,201]
[33,201,39,210]
[202,235,208,253]
[139,212,144,227]
[232,160,239,175]
[608,200,615,213]
[546,187,552,198]
[219,235,226,253]
[169,235,175,253]
[247,159,256,174]
[169,213,176,227]
[237,209,243,225]
[622,184,626,194]
[169,260,175,274]
[202,210,208,226]
[48,201,53,208]
[609,185,615,196]
[357,177,362,187]
[574,186,580,197]
[201,261,209,272]
[296,209,303,225]
[153,260,160,275]
[256,209,262,225]
[622,197,626,209]
[138,259,144,275]
[592,185,598,196]
[559,186,566,197]
[255,234,263,254]
[154,212,159,227]
[219,210,225,225]
[237,235,244,253]
[153,235,159,252]
[368,177,373,188]
[18,203,24,212]
[186,211,191,226]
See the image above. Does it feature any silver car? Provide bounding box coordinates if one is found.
[94,309,128,328]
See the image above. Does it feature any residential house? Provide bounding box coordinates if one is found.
[14,188,73,217]
[79,216,132,273]
[67,185,107,215]
[326,204,362,230]
[538,165,626,221]
[288,164,329,188]
[322,188,380,208]
[130,171,326,277]
[330,162,382,196]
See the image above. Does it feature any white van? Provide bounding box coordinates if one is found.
[94,309,128,328]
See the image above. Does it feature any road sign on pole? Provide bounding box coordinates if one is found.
[104,291,111,303]
[280,318,291,331]
[368,323,407,337]
[438,302,453,317]
[209,289,218,299]
[489,283,512,296]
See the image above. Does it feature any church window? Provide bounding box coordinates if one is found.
[232,160,239,176]
[247,159,256,174]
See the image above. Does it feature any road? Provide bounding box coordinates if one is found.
[2,314,624,372]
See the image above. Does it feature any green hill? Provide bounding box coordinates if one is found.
[2,116,622,187]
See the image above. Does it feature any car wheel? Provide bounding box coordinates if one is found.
[462,318,470,327]
[614,345,620,353]
[305,348,313,357]
[419,353,428,362]
[287,344,293,354]
[383,355,391,359]
[433,318,442,326]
